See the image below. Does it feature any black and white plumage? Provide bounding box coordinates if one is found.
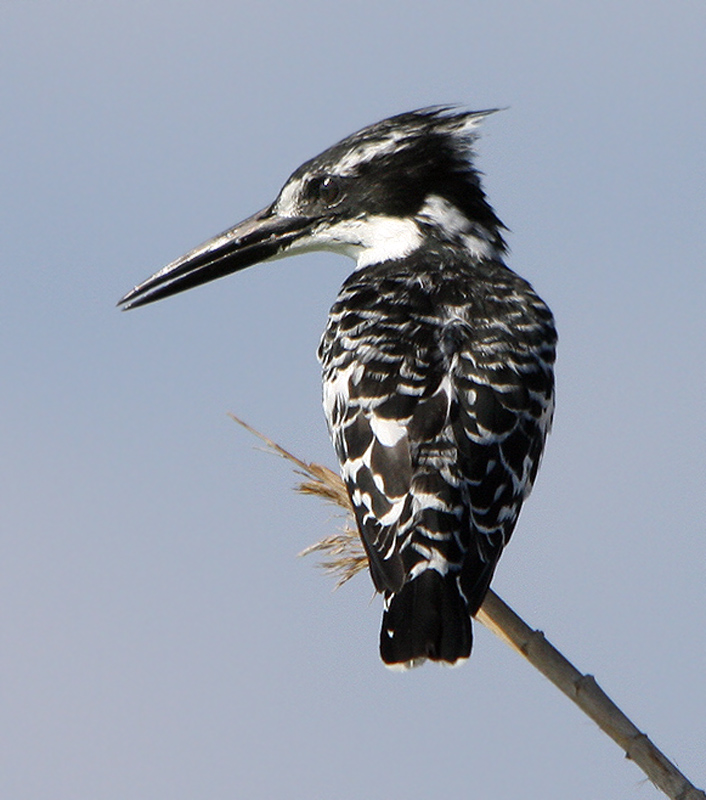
[120,108,557,669]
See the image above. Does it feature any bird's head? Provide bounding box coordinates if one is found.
[119,107,505,309]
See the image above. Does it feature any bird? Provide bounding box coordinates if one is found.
[119,107,557,670]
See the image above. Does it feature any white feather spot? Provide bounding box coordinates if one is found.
[376,499,406,527]
[417,194,496,261]
[369,414,406,447]
[322,363,362,426]
[408,547,451,578]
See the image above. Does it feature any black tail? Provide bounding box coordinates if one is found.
[379,570,472,668]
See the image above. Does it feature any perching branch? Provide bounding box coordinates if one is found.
[229,414,705,800]
[476,593,705,800]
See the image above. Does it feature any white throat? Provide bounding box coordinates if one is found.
[288,214,424,268]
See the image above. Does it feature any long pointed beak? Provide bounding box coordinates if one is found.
[118,206,313,309]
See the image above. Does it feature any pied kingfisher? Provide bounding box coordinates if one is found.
[120,108,557,669]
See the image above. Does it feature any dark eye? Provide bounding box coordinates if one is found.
[309,175,342,206]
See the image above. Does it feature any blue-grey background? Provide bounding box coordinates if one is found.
[1,2,704,798]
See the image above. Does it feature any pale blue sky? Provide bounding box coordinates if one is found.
[1,2,704,798]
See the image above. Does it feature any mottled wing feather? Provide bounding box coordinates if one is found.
[320,255,556,621]
[448,327,555,608]
[323,352,421,593]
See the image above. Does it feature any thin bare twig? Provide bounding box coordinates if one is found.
[230,415,705,800]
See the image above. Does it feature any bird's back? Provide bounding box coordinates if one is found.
[319,247,556,668]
